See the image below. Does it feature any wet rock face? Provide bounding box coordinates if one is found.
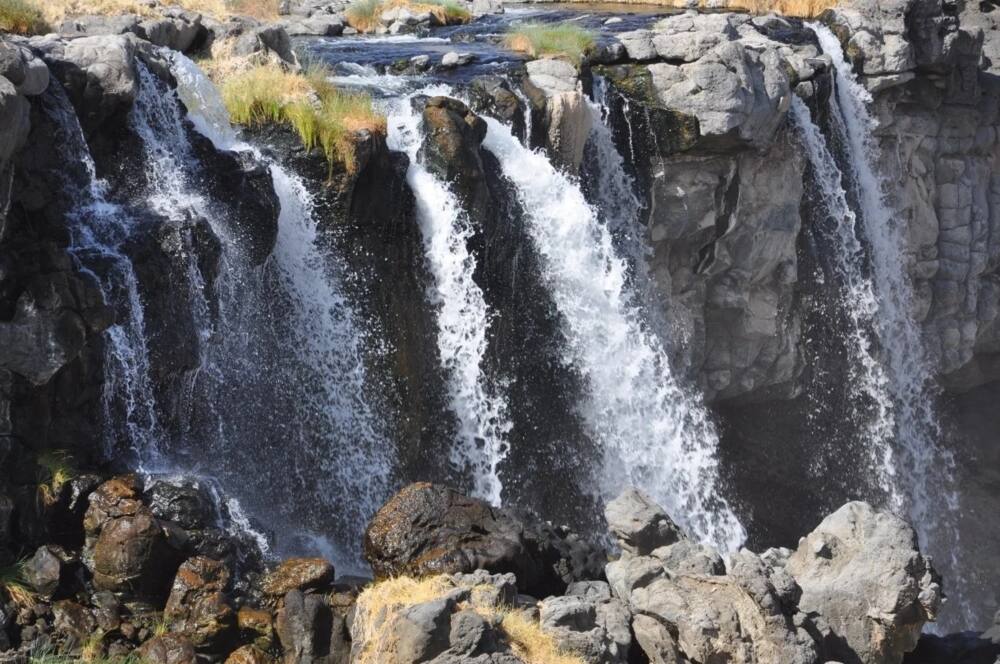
[363,482,604,598]
[419,96,490,219]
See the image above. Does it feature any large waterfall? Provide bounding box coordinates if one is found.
[482,115,745,553]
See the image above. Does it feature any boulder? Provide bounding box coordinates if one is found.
[275,589,343,664]
[363,483,604,598]
[419,96,489,215]
[84,476,144,541]
[52,600,98,646]
[604,489,682,556]
[164,557,235,652]
[137,633,198,664]
[262,558,335,597]
[226,645,275,664]
[32,34,139,135]
[22,545,63,598]
[90,508,176,600]
[539,593,632,663]
[280,15,344,36]
[786,502,941,664]
[524,58,592,171]
[232,26,298,67]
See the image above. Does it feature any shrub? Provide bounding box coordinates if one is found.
[220,64,386,174]
[0,0,48,35]
[36,449,76,506]
[505,22,596,65]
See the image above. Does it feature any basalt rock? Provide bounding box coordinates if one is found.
[786,502,942,664]
[419,96,490,219]
[261,558,335,597]
[164,556,236,652]
[364,482,604,598]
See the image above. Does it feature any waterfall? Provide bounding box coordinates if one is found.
[811,24,966,624]
[43,84,165,468]
[385,87,512,505]
[789,96,901,507]
[120,55,395,568]
[482,116,745,552]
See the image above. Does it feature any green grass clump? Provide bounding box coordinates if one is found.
[0,0,48,35]
[505,22,596,65]
[220,64,386,175]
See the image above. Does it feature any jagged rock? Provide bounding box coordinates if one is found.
[419,96,489,216]
[538,593,632,663]
[649,539,725,576]
[524,58,592,171]
[364,483,603,598]
[275,590,343,664]
[137,633,198,664]
[84,477,145,542]
[145,479,217,531]
[647,40,791,150]
[31,34,138,135]
[786,502,941,664]
[616,30,657,61]
[0,45,49,97]
[22,545,63,598]
[52,600,97,647]
[604,488,682,555]
[231,26,298,67]
[280,15,344,36]
[262,558,335,597]
[164,557,235,652]
[467,76,525,142]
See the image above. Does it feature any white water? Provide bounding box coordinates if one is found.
[385,87,512,505]
[127,55,396,563]
[482,116,745,552]
[812,24,967,624]
[46,84,165,468]
[789,96,901,508]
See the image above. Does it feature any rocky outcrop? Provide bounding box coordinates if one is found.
[524,58,593,172]
[363,482,604,598]
[786,502,942,664]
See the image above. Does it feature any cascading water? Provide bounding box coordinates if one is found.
[811,24,967,625]
[119,55,395,568]
[384,86,512,505]
[482,114,745,552]
[789,96,901,508]
[43,84,165,469]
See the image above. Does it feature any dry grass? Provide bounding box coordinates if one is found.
[1,560,37,610]
[352,575,585,664]
[505,22,596,65]
[558,0,835,17]
[0,0,48,34]
[218,63,386,174]
[345,0,470,33]
[37,450,76,507]
[32,0,279,25]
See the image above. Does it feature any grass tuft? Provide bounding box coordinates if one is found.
[37,450,76,507]
[0,0,48,35]
[505,22,596,65]
[219,64,386,175]
[345,0,470,33]
[1,559,38,610]
[501,608,584,664]
[30,0,279,25]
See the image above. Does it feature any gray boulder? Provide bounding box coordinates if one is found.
[604,488,682,555]
[786,501,941,664]
[539,593,632,663]
[23,545,64,598]
[281,15,344,36]
[651,12,742,62]
[232,26,298,67]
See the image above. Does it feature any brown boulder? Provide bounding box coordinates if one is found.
[225,645,275,664]
[261,558,335,597]
[91,509,175,599]
[238,607,274,649]
[136,634,197,664]
[164,557,235,652]
[84,476,144,540]
[52,600,97,646]
[363,482,603,597]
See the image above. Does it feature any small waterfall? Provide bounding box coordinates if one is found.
[789,96,900,507]
[385,88,512,505]
[482,116,745,552]
[43,84,165,467]
[811,24,966,624]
